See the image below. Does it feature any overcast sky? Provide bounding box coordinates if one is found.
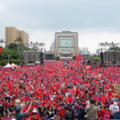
[0,0,120,53]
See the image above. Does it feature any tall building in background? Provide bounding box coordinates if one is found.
[19,30,29,45]
[96,49,100,55]
[50,42,55,52]
[5,27,29,46]
[54,31,79,59]
[80,47,90,55]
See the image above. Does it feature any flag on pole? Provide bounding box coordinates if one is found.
[76,51,83,61]
[8,76,13,90]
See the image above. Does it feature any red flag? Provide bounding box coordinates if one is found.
[80,56,83,60]
[23,97,29,101]
[8,76,13,90]
[36,114,40,119]
[0,48,2,53]
[32,104,38,108]
[48,71,54,74]
[8,81,13,90]
[0,88,2,92]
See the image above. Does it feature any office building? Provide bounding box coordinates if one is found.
[96,49,100,55]
[54,31,79,59]
[50,42,55,52]
[5,27,29,46]
[80,47,90,55]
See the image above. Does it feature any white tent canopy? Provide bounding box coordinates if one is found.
[36,61,40,64]
[3,63,12,68]
[11,63,16,67]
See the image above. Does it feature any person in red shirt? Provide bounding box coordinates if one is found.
[58,104,66,118]
[103,106,111,120]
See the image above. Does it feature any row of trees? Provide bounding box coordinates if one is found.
[0,37,23,47]
[0,37,29,66]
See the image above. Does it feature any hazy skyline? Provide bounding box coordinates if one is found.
[0,0,120,53]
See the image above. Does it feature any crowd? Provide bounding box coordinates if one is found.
[0,61,120,120]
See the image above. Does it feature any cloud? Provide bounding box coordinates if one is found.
[1,0,120,30]
[0,3,5,11]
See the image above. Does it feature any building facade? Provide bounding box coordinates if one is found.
[19,30,29,46]
[96,49,100,55]
[103,51,120,64]
[45,51,55,60]
[80,47,90,55]
[54,31,79,59]
[23,50,41,63]
[50,42,55,52]
[5,27,29,46]
[23,50,55,63]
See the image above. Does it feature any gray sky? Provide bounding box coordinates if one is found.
[0,0,120,53]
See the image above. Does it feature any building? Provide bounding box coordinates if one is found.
[23,50,40,63]
[5,27,29,46]
[45,51,55,60]
[50,42,54,52]
[54,31,79,59]
[19,30,29,46]
[103,51,120,64]
[96,49,100,55]
[80,47,90,55]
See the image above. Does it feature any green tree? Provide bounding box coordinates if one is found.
[15,37,23,45]
[0,53,4,60]
[73,56,76,60]
[8,43,18,50]
[15,37,24,60]
[3,48,19,60]
[56,56,60,60]
[10,50,19,59]
[0,39,5,47]
[92,57,100,62]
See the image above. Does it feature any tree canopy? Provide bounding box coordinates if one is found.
[15,37,23,45]
[8,43,18,50]
[0,39,5,47]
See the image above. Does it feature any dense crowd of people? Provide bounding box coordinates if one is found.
[0,61,120,120]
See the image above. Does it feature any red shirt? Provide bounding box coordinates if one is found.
[59,107,66,116]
